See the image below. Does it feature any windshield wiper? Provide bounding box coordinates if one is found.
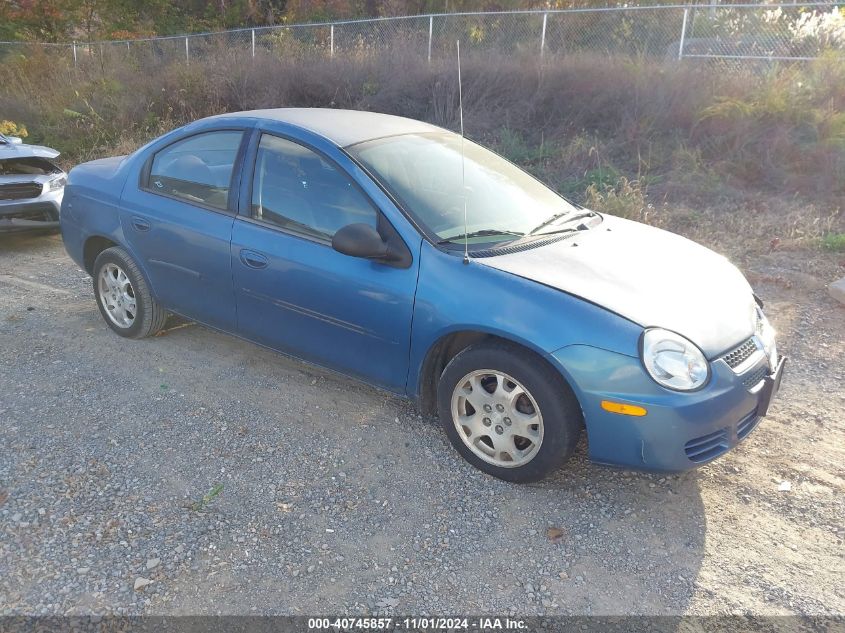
[527,211,596,236]
[437,229,524,245]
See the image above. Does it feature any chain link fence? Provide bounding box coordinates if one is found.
[1,3,842,70]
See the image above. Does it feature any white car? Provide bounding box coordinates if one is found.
[0,133,66,233]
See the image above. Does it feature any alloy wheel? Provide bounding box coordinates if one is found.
[98,263,137,328]
[450,369,544,468]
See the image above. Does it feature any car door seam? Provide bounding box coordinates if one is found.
[403,238,425,396]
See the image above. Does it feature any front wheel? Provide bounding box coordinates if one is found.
[437,343,582,483]
[92,246,167,339]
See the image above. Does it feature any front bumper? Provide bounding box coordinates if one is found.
[551,344,785,472]
[0,191,62,233]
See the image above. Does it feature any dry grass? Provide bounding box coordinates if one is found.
[1,47,843,264]
[1,50,842,194]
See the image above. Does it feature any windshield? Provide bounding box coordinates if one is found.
[348,133,580,245]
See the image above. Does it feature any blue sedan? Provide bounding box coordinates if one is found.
[60,108,785,482]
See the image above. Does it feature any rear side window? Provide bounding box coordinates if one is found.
[147,131,242,211]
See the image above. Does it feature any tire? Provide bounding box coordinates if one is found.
[437,342,582,483]
[92,246,167,339]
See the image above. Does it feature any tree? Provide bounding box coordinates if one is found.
[1,0,675,40]
[5,0,76,41]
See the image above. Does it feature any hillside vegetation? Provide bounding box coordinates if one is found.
[1,49,843,258]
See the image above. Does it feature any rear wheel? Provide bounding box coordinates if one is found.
[437,342,582,483]
[92,247,167,339]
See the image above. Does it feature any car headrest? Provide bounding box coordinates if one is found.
[168,154,214,185]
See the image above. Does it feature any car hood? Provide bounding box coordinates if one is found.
[477,215,755,358]
[0,142,60,161]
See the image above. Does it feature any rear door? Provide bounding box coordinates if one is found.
[120,128,249,331]
[230,131,419,392]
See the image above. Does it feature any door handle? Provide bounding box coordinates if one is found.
[131,216,151,232]
[239,249,268,269]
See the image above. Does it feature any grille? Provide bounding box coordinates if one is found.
[742,364,768,391]
[0,205,56,223]
[721,337,757,369]
[737,413,760,440]
[684,428,729,463]
[0,182,42,201]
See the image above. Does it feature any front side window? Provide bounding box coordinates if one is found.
[251,134,377,240]
[348,133,581,245]
[148,130,243,211]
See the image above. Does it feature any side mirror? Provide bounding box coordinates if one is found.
[332,223,389,260]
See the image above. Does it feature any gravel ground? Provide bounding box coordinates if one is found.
[0,232,843,617]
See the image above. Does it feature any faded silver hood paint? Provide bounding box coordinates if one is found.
[478,215,755,358]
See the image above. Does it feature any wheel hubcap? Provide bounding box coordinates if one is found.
[450,370,544,468]
[98,263,136,329]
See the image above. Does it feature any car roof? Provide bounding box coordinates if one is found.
[214,108,447,147]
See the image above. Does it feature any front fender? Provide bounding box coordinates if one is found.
[407,241,642,398]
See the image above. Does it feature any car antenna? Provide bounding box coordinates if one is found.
[457,40,470,266]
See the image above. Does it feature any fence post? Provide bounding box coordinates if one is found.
[330,24,334,58]
[540,12,548,57]
[251,28,256,58]
[428,15,433,63]
[185,36,189,64]
[72,41,77,66]
[678,7,689,61]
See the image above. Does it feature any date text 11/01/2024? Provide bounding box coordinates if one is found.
[307,617,528,630]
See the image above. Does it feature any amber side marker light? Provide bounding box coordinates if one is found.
[601,401,648,417]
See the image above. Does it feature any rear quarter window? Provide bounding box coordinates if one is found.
[146,130,243,211]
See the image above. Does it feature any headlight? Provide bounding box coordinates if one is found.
[641,328,710,391]
[753,306,778,369]
[48,175,67,191]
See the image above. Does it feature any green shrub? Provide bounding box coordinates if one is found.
[820,232,845,252]
[495,127,554,165]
